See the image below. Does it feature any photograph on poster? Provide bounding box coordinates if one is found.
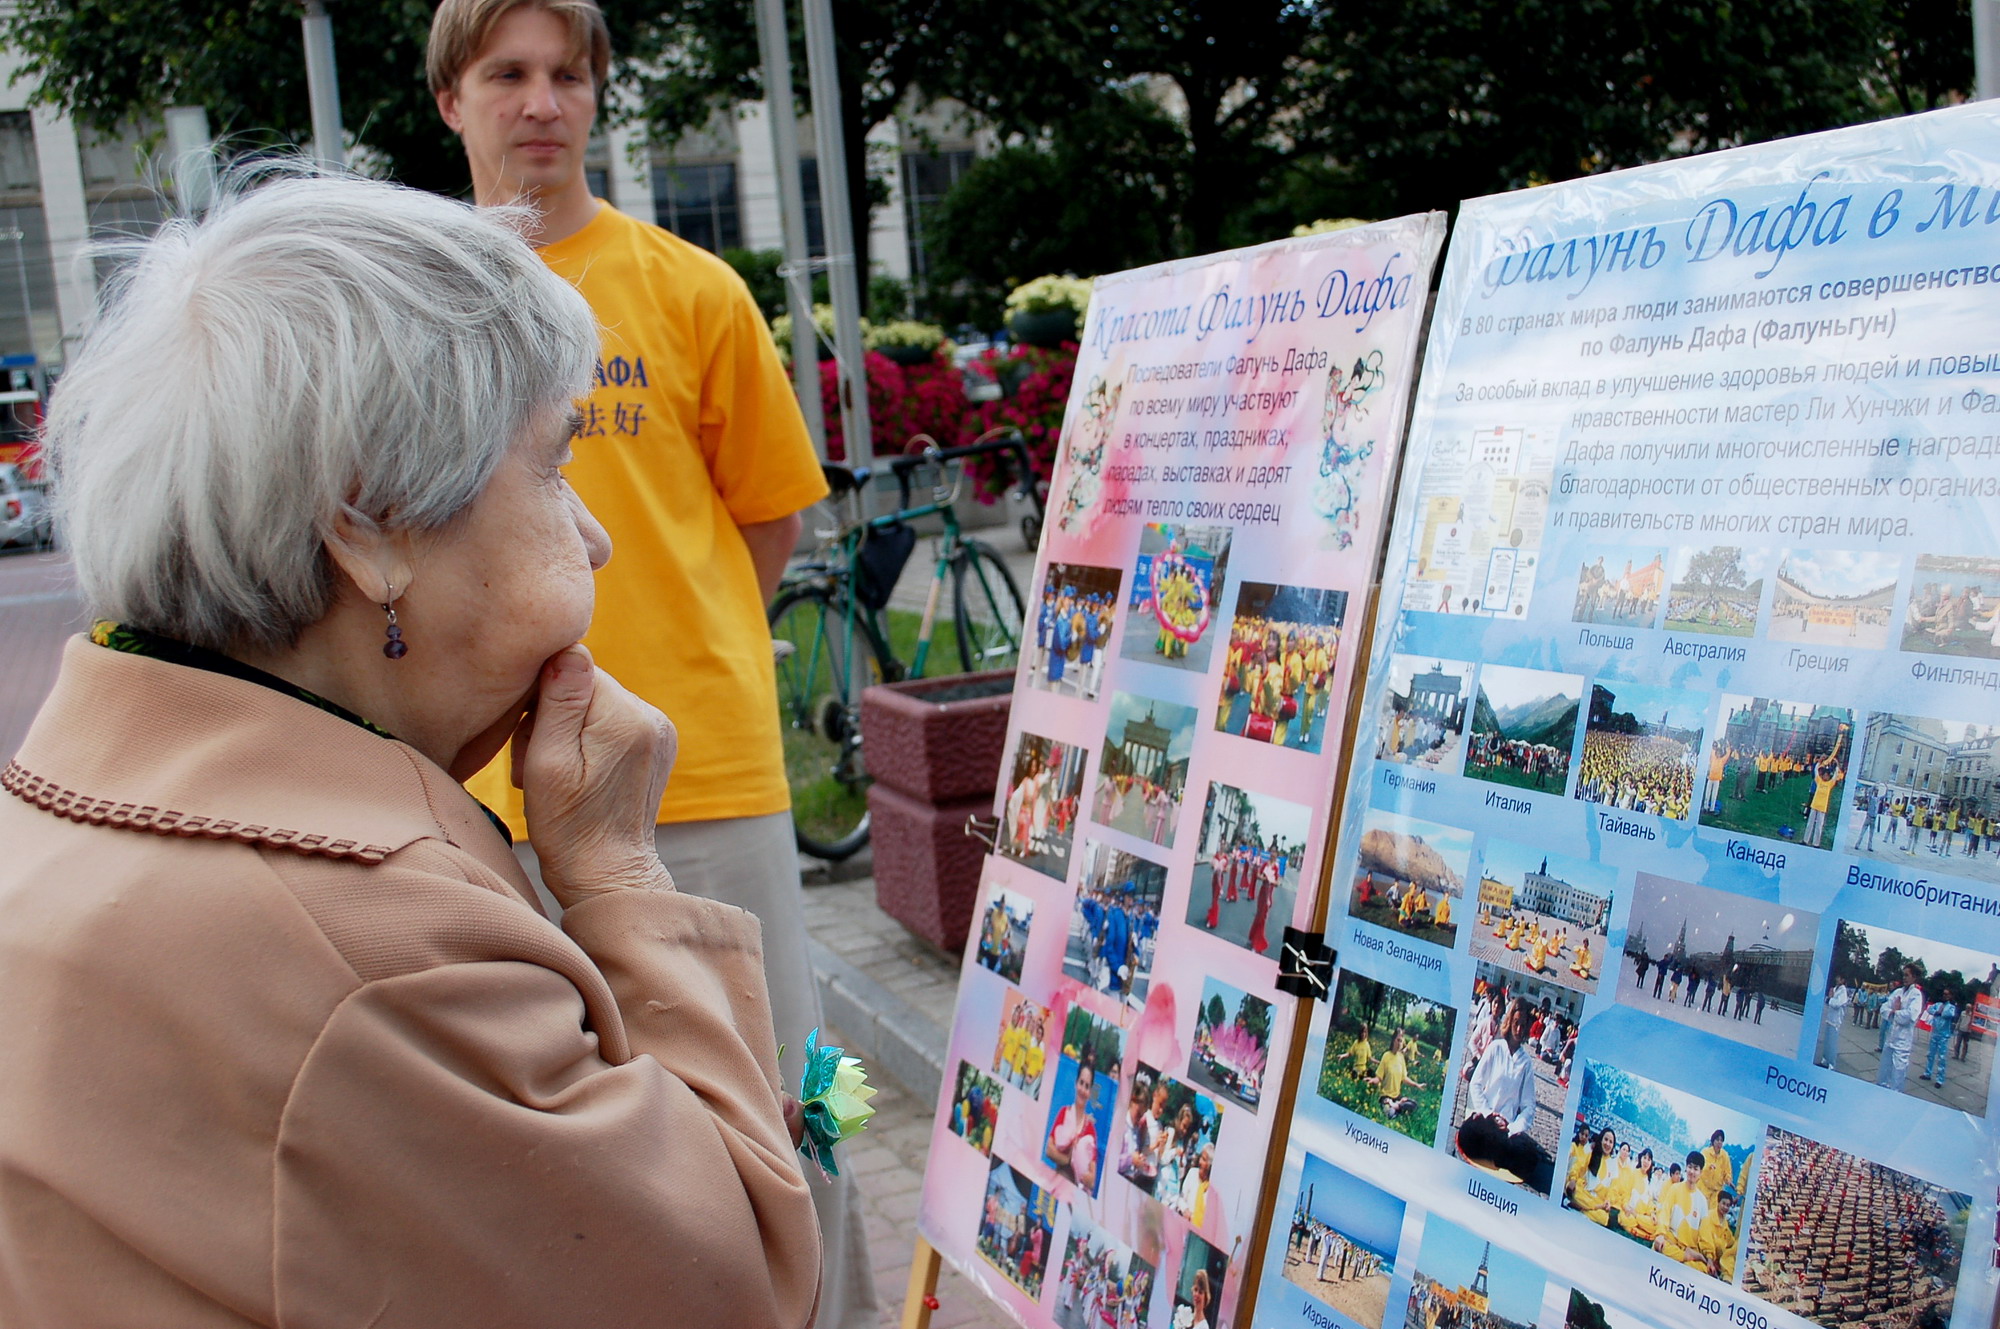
[1345,808,1472,949]
[1030,561,1123,701]
[1616,872,1818,1058]
[1449,963,1576,1196]
[1320,969,1457,1145]
[1902,554,2000,659]
[976,887,1035,984]
[1664,545,1771,638]
[1403,1217,1546,1329]
[1401,425,1557,620]
[993,989,1052,1096]
[1045,1004,1125,1197]
[1469,838,1617,995]
[1846,711,2000,887]
[1574,680,1706,821]
[949,1060,1002,1155]
[1188,781,1313,956]
[1566,1060,1757,1282]
[1697,695,1853,850]
[1054,1212,1155,1329]
[1563,1287,1653,1329]
[1092,691,1198,849]
[1464,664,1582,796]
[1189,976,1274,1111]
[1743,1125,1970,1329]
[1769,550,1899,650]
[1214,580,1348,753]
[1815,918,1994,1116]
[1119,1061,1224,1222]
[1572,547,1665,629]
[1173,1233,1229,1329]
[1001,731,1088,879]
[1121,523,1234,673]
[1376,655,1473,771]
[1063,840,1167,1010]
[976,1155,1059,1299]
[1280,1153,1403,1329]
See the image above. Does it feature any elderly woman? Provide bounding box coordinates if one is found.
[0,172,820,1326]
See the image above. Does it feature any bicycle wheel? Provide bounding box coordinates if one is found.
[769,584,887,861]
[952,538,1027,673]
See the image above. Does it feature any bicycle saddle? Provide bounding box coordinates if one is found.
[821,462,872,494]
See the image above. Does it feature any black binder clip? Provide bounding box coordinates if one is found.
[964,815,1001,852]
[1276,928,1335,1001]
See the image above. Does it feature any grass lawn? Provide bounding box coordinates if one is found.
[1315,1043,1445,1144]
[780,607,988,851]
[1464,759,1568,795]
[1699,765,1838,847]
[1348,896,1458,950]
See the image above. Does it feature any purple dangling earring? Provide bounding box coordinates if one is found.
[382,587,408,660]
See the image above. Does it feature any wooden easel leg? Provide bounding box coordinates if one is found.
[900,1236,943,1329]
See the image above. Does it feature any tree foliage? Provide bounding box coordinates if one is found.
[2,0,1975,318]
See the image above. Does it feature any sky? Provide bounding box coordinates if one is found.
[1224,782,1316,844]
[1840,917,1998,982]
[1367,808,1476,879]
[1414,1216,1545,1325]
[1583,1060,1761,1148]
[1480,836,1619,899]
[1627,872,1818,957]
[1780,548,1900,598]
[1478,663,1583,713]
[1591,679,1708,734]
[1107,690,1199,762]
[1298,1151,1405,1257]
[1388,653,1473,697]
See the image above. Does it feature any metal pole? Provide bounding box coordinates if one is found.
[300,0,345,168]
[800,0,872,472]
[752,0,826,455]
[1977,0,2000,100]
[163,107,217,214]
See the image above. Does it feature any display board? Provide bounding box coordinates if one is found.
[916,214,1446,1329]
[1254,103,2000,1329]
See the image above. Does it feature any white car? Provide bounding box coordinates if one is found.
[0,463,50,549]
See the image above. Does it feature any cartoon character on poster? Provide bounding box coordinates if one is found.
[1314,351,1386,548]
[1056,375,1123,537]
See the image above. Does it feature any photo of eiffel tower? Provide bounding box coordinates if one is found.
[1402,1217,1543,1329]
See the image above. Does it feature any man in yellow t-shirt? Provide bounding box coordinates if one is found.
[427,3,872,1324]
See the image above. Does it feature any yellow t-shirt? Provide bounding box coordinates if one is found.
[467,203,828,832]
[1375,1049,1408,1098]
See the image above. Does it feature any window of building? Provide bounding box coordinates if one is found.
[900,149,974,284]
[651,162,740,253]
[587,167,609,201]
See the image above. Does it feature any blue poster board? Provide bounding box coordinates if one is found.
[1254,102,2000,1329]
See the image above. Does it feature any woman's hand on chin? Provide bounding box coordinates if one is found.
[515,644,677,907]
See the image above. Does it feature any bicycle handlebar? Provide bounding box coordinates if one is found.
[887,431,1044,516]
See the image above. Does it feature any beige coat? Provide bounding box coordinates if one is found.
[0,639,821,1327]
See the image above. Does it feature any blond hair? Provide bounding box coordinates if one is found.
[426,0,610,94]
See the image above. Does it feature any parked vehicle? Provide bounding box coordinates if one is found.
[0,463,51,550]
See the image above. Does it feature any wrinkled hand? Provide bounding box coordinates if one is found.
[783,1095,806,1150]
[514,645,677,907]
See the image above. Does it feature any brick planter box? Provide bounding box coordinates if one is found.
[860,669,1014,950]
[865,782,992,952]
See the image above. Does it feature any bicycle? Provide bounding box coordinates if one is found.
[771,429,1044,862]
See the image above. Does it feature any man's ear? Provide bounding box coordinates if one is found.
[436,85,464,135]
[325,507,418,607]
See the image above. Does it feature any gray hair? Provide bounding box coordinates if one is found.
[46,165,598,650]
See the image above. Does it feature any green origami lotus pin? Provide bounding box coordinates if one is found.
[798,1027,877,1178]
